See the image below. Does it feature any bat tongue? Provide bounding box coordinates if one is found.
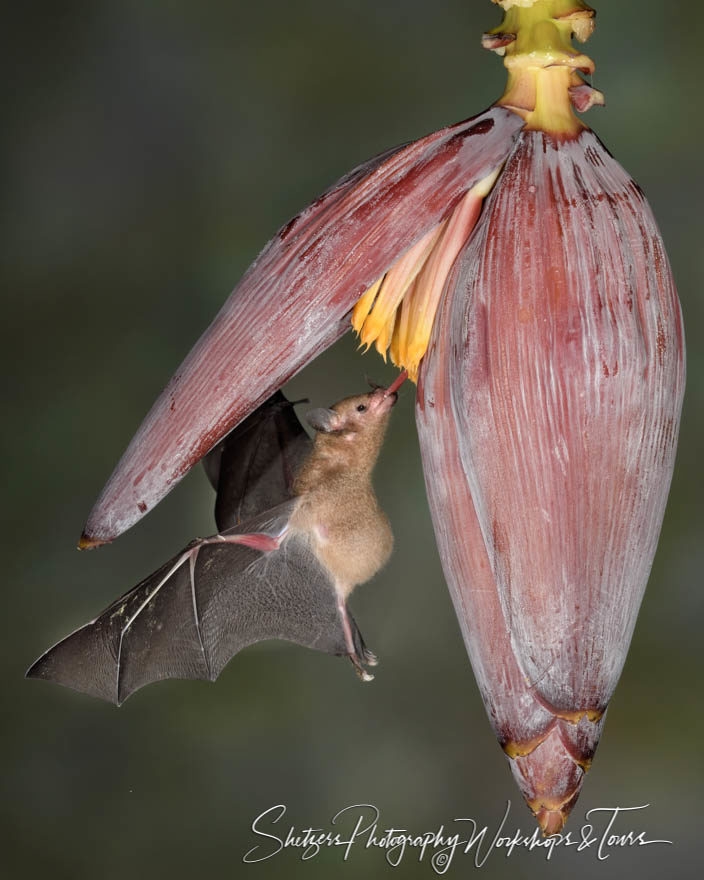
[384,370,408,398]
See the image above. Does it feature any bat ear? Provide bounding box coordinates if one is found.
[305,408,341,434]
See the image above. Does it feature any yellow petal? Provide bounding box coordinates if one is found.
[360,224,444,346]
[351,275,383,335]
[352,167,502,381]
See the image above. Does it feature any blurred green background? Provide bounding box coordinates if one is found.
[3,0,702,877]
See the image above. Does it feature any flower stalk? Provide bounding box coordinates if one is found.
[487,0,601,136]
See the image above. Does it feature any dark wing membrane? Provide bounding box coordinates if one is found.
[25,548,204,705]
[28,513,368,705]
[26,546,207,705]
[203,391,312,531]
[194,535,350,680]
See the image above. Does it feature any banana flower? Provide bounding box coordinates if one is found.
[79,0,685,834]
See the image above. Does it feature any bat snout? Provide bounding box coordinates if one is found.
[385,390,399,407]
[367,388,397,415]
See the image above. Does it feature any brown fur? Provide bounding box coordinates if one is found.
[291,389,395,597]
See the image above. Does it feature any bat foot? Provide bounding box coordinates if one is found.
[338,596,378,680]
[349,653,375,682]
[362,648,378,667]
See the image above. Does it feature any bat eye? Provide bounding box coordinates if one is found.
[356,404,367,412]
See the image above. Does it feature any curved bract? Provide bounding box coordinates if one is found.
[81,107,523,547]
[451,129,684,717]
[417,127,685,832]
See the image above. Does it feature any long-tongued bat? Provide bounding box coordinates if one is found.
[27,379,405,705]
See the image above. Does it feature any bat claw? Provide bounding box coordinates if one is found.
[349,652,376,682]
[362,648,379,667]
[354,664,375,682]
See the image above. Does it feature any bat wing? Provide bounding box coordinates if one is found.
[202,391,312,531]
[27,503,374,706]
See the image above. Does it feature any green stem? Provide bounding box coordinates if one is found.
[485,0,597,137]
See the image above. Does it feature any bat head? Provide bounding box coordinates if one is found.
[306,388,397,436]
[297,385,402,485]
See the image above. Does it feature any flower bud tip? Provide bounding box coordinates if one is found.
[78,533,108,551]
[537,808,567,837]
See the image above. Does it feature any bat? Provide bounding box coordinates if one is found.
[27,378,406,705]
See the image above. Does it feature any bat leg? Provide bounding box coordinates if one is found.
[337,595,376,682]
[351,626,379,668]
